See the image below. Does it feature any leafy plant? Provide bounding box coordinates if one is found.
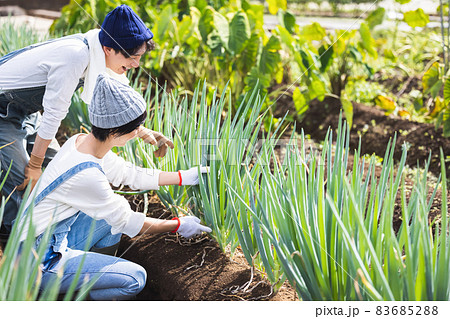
[62,91,91,133]
[411,61,450,137]
[275,16,378,125]
[50,0,126,34]
[369,1,450,135]
[0,17,48,55]
[51,0,285,107]
[112,78,294,284]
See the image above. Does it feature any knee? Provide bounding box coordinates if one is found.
[123,264,147,297]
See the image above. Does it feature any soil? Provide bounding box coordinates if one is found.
[116,195,298,301]
[299,96,450,179]
[373,73,422,97]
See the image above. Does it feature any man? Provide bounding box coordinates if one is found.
[18,73,211,300]
[0,5,171,237]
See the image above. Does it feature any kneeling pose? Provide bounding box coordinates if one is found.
[18,74,211,300]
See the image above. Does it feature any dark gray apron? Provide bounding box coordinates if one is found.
[0,34,88,126]
[0,34,89,235]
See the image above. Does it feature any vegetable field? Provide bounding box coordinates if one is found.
[1,0,450,301]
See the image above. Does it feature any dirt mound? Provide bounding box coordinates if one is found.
[299,96,450,179]
[118,233,276,301]
[116,199,295,301]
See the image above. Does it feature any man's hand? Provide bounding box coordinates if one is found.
[138,126,174,158]
[17,154,44,192]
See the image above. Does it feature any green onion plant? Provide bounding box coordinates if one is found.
[228,118,449,300]
[0,17,48,56]
[111,79,449,300]
[119,78,277,255]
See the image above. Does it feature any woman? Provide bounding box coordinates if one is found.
[18,74,211,300]
[0,5,172,238]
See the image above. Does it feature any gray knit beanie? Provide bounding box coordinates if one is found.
[89,73,146,129]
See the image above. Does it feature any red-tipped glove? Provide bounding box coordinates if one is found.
[178,167,209,185]
[177,216,212,239]
[17,153,44,192]
[138,126,174,158]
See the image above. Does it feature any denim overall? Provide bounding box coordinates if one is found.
[23,161,106,270]
[23,161,146,300]
[0,35,88,235]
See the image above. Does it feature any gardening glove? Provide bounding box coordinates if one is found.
[17,153,44,192]
[178,166,209,186]
[177,216,212,239]
[138,126,174,158]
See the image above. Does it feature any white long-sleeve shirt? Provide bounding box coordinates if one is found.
[0,38,89,140]
[20,134,161,241]
[0,29,113,140]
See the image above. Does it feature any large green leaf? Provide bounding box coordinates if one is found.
[443,107,450,137]
[244,67,271,93]
[194,0,208,12]
[422,62,441,92]
[293,87,307,115]
[244,2,264,31]
[259,35,281,75]
[319,44,334,73]
[267,0,287,15]
[288,60,302,82]
[177,15,193,42]
[444,77,450,106]
[155,5,174,41]
[333,30,357,55]
[309,79,326,101]
[207,31,224,57]
[301,22,326,41]
[429,80,443,99]
[198,6,215,43]
[403,9,430,28]
[366,7,385,30]
[359,22,377,58]
[395,0,411,4]
[278,10,296,34]
[277,26,295,52]
[228,11,251,54]
[237,33,262,74]
[340,97,353,128]
[213,11,230,51]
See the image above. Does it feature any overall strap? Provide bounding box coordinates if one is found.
[32,161,104,208]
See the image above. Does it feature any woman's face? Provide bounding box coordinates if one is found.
[103,44,146,74]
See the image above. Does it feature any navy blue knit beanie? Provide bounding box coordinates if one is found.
[99,5,153,50]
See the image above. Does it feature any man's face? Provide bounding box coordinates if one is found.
[103,44,146,74]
